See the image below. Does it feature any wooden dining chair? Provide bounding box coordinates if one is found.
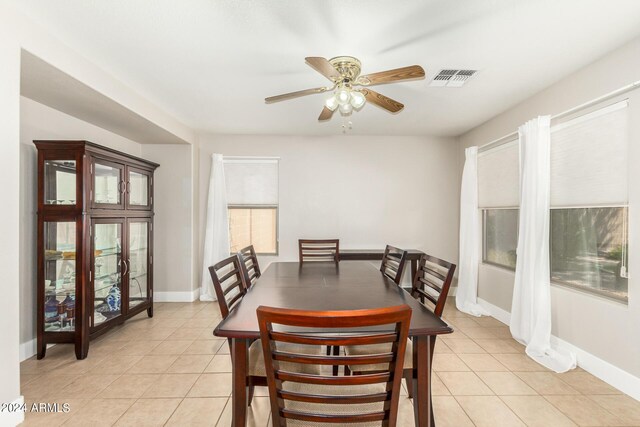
[380,245,408,285]
[410,254,456,318]
[208,254,248,319]
[238,244,261,289]
[345,253,457,399]
[257,304,411,427]
[209,254,263,405]
[298,239,340,263]
[209,255,323,405]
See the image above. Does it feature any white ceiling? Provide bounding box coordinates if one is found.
[21,51,190,144]
[12,0,640,137]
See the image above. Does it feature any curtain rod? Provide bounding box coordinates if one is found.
[478,80,640,153]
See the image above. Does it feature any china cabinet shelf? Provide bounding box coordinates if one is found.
[36,140,158,360]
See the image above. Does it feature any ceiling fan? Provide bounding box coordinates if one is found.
[265,56,425,121]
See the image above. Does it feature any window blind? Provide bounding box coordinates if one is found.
[224,158,279,205]
[478,140,519,208]
[550,100,628,207]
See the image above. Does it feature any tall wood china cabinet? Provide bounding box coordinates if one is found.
[35,140,159,359]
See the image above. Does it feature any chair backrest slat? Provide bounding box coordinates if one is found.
[257,305,411,427]
[380,245,408,285]
[411,254,456,317]
[298,239,340,263]
[208,254,247,319]
[238,245,261,288]
[273,352,395,366]
[218,267,241,286]
[418,276,443,294]
[414,288,439,307]
[270,331,398,346]
[278,390,389,405]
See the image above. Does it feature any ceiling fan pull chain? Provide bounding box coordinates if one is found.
[341,117,353,134]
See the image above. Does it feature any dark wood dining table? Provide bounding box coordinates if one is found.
[214,261,453,427]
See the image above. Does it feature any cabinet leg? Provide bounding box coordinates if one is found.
[36,340,46,360]
[147,304,154,318]
[75,339,89,360]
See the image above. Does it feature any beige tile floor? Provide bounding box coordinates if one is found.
[20,298,640,426]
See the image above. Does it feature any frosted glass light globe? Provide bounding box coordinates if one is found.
[325,95,339,111]
[336,89,351,105]
[350,91,366,109]
[339,102,353,114]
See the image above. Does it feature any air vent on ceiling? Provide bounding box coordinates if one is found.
[430,69,477,87]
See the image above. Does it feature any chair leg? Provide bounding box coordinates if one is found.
[332,345,340,376]
[326,346,331,355]
[344,365,351,376]
[248,384,255,406]
[403,369,414,398]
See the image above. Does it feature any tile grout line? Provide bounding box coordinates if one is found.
[161,397,185,426]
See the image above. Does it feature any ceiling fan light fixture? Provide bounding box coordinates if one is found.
[350,91,366,109]
[339,102,353,115]
[325,95,339,111]
[265,56,425,122]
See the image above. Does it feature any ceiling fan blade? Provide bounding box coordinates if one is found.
[305,57,341,82]
[362,89,404,113]
[265,87,328,103]
[318,106,334,121]
[357,65,425,86]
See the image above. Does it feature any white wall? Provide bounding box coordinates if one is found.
[0,14,23,420]
[197,134,460,289]
[140,144,195,300]
[0,5,194,419]
[458,36,640,391]
[19,97,143,360]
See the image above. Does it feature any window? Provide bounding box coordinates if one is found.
[550,207,628,301]
[549,100,629,301]
[478,100,630,302]
[483,209,518,269]
[228,207,277,254]
[479,139,520,270]
[224,158,279,255]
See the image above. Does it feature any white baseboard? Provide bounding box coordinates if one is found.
[550,335,640,401]
[477,298,511,325]
[20,339,37,362]
[0,396,25,426]
[154,288,200,302]
[477,298,640,401]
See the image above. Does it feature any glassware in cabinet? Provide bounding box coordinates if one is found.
[92,221,123,327]
[43,221,77,332]
[128,221,150,309]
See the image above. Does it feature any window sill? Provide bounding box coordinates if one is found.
[550,279,628,305]
[481,261,516,272]
[480,262,629,305]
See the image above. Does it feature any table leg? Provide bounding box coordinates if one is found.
[411,259,418,283]
[232,338,249,427]
[412,335,436,427]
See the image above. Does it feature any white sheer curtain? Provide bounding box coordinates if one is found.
[510,116,576,373]
[200,154,230,301]
[456,146,489,317]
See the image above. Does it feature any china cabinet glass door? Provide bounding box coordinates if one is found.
[126,167,152,210]
[43,221,77,332]
[44,159,77,206]
[92,159,125,209]
[128,220,150,309]
[92,220,124,327]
